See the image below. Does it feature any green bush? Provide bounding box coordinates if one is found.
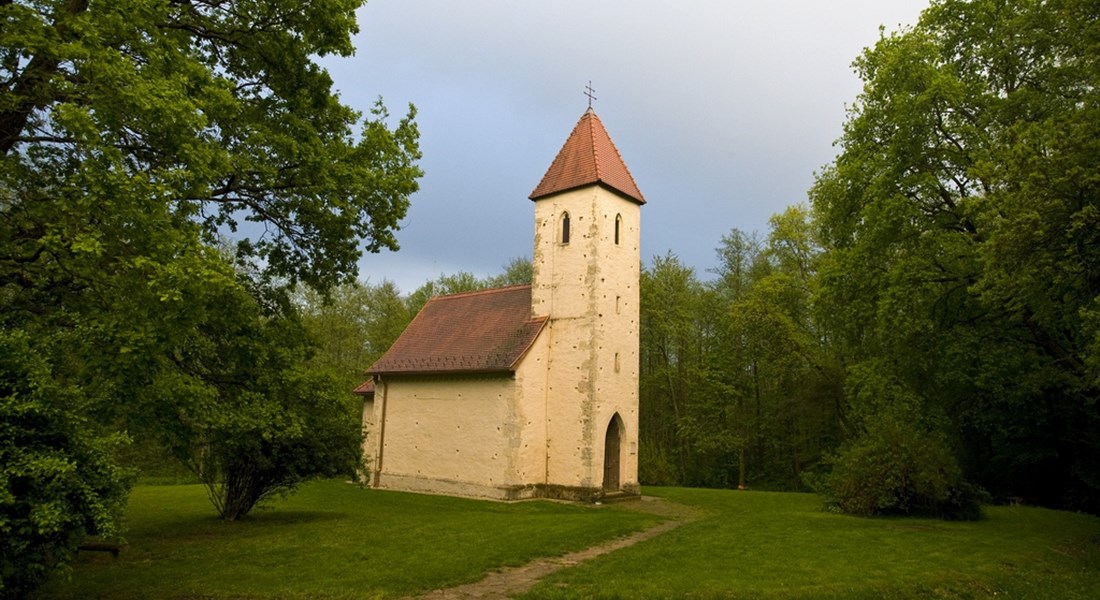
[144,307,365,521]
[195,367,364,521]
[813,416,985,520]
[1,331,131,599]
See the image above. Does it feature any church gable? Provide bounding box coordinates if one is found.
[368,285,546,376]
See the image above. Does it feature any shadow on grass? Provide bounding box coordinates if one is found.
[242,509,349,525]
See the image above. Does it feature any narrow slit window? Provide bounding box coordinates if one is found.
[614,214,622,245]
[561,212,571,245]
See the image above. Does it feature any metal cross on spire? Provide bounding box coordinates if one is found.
[584,81,597,108]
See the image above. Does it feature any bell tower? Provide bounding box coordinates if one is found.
[529,108,644,496]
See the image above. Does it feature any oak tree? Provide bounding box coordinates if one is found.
[811,0,1099,512]
[1,0,420,594]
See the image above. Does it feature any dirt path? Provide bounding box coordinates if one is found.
[407,496,699,600]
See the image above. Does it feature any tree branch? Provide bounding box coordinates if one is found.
[0,0,89,155]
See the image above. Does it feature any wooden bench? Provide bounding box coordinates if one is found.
[77,541,124,557]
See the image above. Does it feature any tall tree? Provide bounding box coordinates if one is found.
[0,0,421,594]
[698,211,843,491]
[639,253,709,485]
[298,280,410,390]
[1,0,420,289]
[811,0,1099,512]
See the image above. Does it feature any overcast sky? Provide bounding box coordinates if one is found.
[320,1,929,293]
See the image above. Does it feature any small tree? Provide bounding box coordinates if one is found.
[197,369,362,521]
[145,281,364,521]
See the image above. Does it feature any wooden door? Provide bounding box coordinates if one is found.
[603,415,622,491]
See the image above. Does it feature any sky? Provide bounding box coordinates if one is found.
[320,1,929,294]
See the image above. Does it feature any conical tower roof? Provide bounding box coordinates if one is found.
[529,109,645,204]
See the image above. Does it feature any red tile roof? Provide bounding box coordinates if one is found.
[529,109,645,204]
[353,379,376,396]
[367,285,547,376]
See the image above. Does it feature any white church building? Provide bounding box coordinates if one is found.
[357,108,644,501]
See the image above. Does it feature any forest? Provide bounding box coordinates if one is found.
[652,0,1100,517]
[2,0,1098,597]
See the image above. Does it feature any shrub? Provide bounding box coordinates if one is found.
[1,331,131,599]
[814,416,984,520]
[195,368,364,521]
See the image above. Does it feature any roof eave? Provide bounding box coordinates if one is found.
[529,181,646,205]
[367,368,517,378]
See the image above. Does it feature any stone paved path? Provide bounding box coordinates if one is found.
[407,496,699,600]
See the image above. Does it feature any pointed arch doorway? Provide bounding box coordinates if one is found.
[603,413,624,491]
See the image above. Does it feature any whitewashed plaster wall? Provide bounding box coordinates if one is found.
[531,185,640,493]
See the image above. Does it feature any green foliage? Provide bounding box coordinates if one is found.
[404,257,533,316]
[0,331,131,599]
[810,0,1100,512]
[637,440,678,486]
[130,272,365,521]
[195,366,363,521]
[712,210,840,489]
[297,280,410,390]
[639,211,845,492]
[114,436,197,485]
[1,0,421,291]
[638,253,709,485]
[812,415,984,520]
[486,256,535,288]
[1,0,421,591]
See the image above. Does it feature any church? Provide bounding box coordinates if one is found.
[356,107,644,501]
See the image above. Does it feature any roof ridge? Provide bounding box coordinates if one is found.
[433,283,532,301]
[589,111,603,183]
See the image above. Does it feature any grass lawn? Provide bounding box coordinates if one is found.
[522,487,1100,599]
[38,483,1100,599]
[38,480,661,599]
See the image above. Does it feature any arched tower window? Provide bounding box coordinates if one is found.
[561,212,571,245]
[614,214,622,245]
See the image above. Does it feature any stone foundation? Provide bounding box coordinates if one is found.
[372,473,640,503]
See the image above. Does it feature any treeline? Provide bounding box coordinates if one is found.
[646,0,1100,517]
[638,208,843,493]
